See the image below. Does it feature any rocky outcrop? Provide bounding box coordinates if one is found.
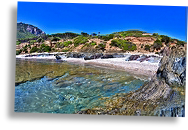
[26,25,45,36]
[157,47,186,87]
[77,46,186,117]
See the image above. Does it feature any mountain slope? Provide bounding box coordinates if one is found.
[17,22,45,39]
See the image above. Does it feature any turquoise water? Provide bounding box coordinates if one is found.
[15,59,146,114]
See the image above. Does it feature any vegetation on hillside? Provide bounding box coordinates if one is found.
[144,45,151,51]
[16,27,187,54]
[110,39,137,51]
[73,36,89,47]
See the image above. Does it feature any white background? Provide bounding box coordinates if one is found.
[0,0,188,130]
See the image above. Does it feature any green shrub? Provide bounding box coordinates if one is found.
[16,41,21,45]
[16,49,22,55]
[40,43,46,48]
[110,39,137,51]
[90,41,96,46]
[62,48,70,52]
[100,34,114,41]
[44,46,51,52]
[73,36,88,47]
[29,40,36,44]
[81,43,90,49]
[22,45,28,53]
[144,45,150,51]
[161,35,171,44]
[176,40,186,46]
[153,33,159,37]
[63,41,72,47]
[153,39,163,50]
[39,43,51,52]
[51,37,61,42]
[55,42,64,48]
[110,39,122,47]
[30,46,39,53]
[122,43,137,51]
[95,43,106,51]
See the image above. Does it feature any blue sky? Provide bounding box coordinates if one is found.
[17,2,187,41]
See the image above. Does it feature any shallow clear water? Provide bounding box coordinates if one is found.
[15,59,146,114]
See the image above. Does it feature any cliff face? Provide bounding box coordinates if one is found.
[25,24,45,36]
[77,46,186,117]
[157,47,186,87]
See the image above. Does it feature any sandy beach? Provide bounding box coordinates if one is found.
[16,53,160,77]
[67,58,159,77]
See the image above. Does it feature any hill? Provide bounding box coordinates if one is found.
[17,22,45,39]
[16,30,187,55]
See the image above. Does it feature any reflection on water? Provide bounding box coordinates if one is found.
[15,59,146,114]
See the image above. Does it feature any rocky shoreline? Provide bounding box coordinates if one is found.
[16,52,162,77]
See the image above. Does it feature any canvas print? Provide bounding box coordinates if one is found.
[15,2,187,117]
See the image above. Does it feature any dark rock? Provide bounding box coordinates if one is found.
[84,56,94,60]
[139,55,150,62]
[54,54,61,60]
[66,52,85,58]
[84,53,103,60]
[128,55,140,61]
[101,54,114,59]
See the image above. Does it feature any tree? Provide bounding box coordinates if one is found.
[91,33,97,36]
[51,37,61,42]
[144,45,150,51]
[153,39,163,51]
[81,32,89,37]
[30,46,39,53]
[161,35,171,44]
[153,33,159,37]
